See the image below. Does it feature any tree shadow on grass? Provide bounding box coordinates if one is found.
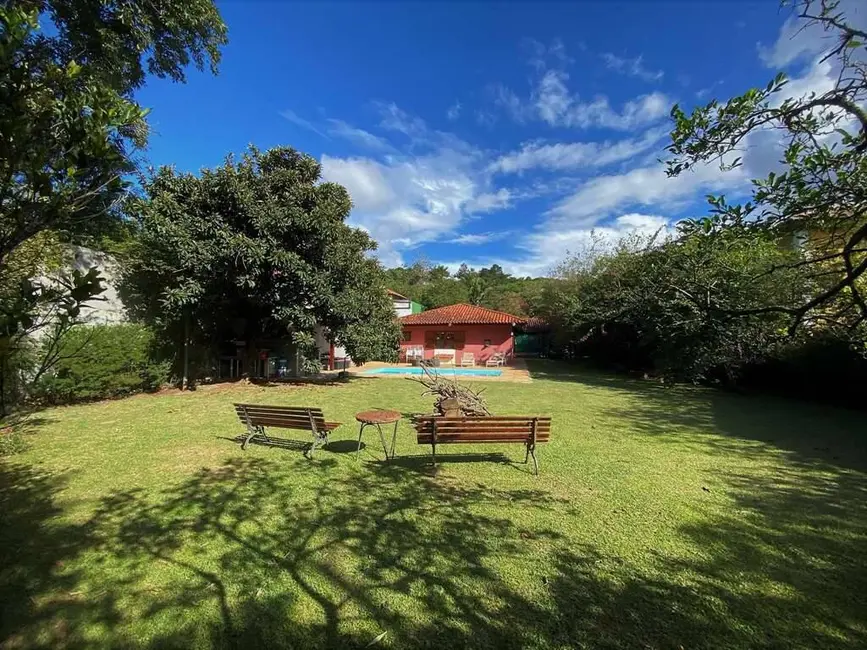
[528,358,867,473]
[600,381,867,475]
[524,357,867,647]
[525,358,658,391]
[3,450,867,648]
[0,463,123,649]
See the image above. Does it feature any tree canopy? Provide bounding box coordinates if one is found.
[666,0,867,339]
[121,146,401,373]
[0,0,227,267]
[0,0,226,412]
[383,261,550,316]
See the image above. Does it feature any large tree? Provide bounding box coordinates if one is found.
[0,0,227,267]
[541,231,806,383]
[0,0,226,413]
[666,0,866,339]
[121,146,401,381]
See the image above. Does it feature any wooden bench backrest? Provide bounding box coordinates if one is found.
[414,416,551,444]
[234,404,327,432]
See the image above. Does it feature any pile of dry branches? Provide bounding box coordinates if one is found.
[408,365,491,416]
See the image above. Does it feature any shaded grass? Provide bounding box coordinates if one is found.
[1,361,865,649]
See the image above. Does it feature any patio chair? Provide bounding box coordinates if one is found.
[460,352,475,367]
[406,346,424,363]
[485,352,506,367]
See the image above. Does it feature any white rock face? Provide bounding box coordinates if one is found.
[68,247,127,325]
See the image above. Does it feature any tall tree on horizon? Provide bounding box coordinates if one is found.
[121,146,401,384]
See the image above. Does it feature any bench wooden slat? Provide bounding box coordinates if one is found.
[237,415,326,424]
[416,425,551,434]
[235,406,322,415]
[417,435,550,444]
[417,431,552,439]
[235,405,325,416]
[241,417,326,429]
[417,429,550,437]
[236,410,325,419]
[415,416,552,422]
[235,404,324,413]
[415,423,551,433]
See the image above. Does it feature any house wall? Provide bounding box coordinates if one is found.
[392,297,413,318]
[399,324,514,364]
[314,325,350,370]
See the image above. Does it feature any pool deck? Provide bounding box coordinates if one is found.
[349,359,532,383]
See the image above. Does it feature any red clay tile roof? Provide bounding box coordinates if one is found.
[399,303,526,326]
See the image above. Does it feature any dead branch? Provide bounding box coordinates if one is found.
[408,364,491,417]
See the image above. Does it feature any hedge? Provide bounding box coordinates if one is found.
[35,323,169,404]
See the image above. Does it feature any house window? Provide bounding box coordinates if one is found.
[401,329,412,342]
[426,331,466,349]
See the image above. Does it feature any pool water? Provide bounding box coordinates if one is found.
[362,367,503,377]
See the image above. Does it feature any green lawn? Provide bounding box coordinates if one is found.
[2,360,866,649]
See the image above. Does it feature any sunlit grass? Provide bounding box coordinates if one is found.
[1,360,865,648]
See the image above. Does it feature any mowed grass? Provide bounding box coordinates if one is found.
[1,360,866,649]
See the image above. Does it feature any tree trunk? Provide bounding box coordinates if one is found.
[182,310,190,390]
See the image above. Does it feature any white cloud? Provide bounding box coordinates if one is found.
[491,41,674,131]
[326,119,392,151]
[758,0,866,69]
[376,102,427,138]
[466,188,512,213]
[534,70,572,125]
[499,70,672,131]
[320,156,396,212]
[601,53,664,82]
[437,214,675,277]
[320,106,516,266]
[492,84,529,123]
[448,231,511,245]
[530,212,672,256]
[547,157,747,228]
[773,56,836,104]
[489,126,668,174]
[475,110,498,127]
[447,101,462,121]
[525,37,573,71]
[758,12,825,69]
[280,109,328,138]
[695,80,723,100]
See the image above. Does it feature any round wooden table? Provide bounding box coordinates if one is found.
[355,409,401,460]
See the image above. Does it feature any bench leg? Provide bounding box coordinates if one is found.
[241,424,266,450]
[307,432,328,460]
[431,442,437,470]
[528,444,539,476]
[524,444,530,464]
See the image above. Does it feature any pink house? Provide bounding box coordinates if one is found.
[398,304,525,365]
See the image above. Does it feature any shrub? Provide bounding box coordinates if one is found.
[35,323,169,404]
[0,427,28,456]
[739,336,867,409]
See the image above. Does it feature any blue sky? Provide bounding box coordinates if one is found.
[134,0,852,276]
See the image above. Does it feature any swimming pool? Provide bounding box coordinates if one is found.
[362,367,503,377]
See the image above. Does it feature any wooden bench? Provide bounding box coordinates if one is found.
[413,416,551,475]
[234,404,341,458]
